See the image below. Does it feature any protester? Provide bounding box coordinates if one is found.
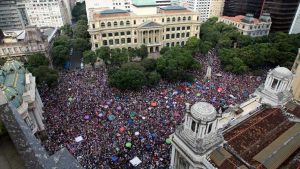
[40,50,264,168]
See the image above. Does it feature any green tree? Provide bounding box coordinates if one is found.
[185,37,200,54]
[27,53,49,71]
[53,35,71,47]
[72,2,86,21]
[71,38,90,51]
[138,45,148,59]
[141,58,157,72]
[32,66,59,87]
[61,24,73,37]
[157,46,201,81]
[199,40,212,54]
[109,63,146,90]
[160,46,170,55]
[96,46,111,64]
[74,24,89,39]
[52,45,69,67]
[147,71,161,86]
[83,50,97,66]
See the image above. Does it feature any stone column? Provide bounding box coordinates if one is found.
[170,145,176,167]
[33,107,44,131]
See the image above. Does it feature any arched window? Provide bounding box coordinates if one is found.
[114,21,118,26]
[101,22,105,28]
[167,17,170,22]
[191,121,196,132]
[126,20,130,25]
[178,17,181,22]
[183,16,186,21]
[188,16,191,21]
[207,123,213,134]
[107,22,111,27]
[120,21,124,26]
[172,17,175,22]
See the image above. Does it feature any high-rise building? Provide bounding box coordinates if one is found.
[289,2,300,34]
[25,0,72,28]
[88,3,201,53]
[223,0,300,33]
[172,0,225,21]
[85,0,172,22]
[0,0,29,30]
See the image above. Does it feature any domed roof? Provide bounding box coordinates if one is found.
[272,66,293,78]
[2,60,25,73]
[190,102,217,121]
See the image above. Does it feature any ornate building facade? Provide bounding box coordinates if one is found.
[0,60,44,134]
[170,102,223,169]
[253,66,294,106]
[88,4,201,53]
[0,26,51,59]
[218,13,272,37]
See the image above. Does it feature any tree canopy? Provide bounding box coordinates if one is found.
[72,2,86,21]
[199,17,300,74]
[26,53,58,87]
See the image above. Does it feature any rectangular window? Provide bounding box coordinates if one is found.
[121,32,125,36]
[181,33,185,38]
[166,28,170,31]
[108,33,113,37]
[114,32,119,36]
[172,27,175,31]
[95,44,98,48]
[187,26,190,30]
[127,31,131,35]
[176,33,180,38]
[94,35,97,40]
[121,38,125,44]
[127,38,131,43]
[177,27,180,31]
[134,39,137,43]
[171,34,175,39]
[182,27,185,30]
[166,34,170,39]
[115,39,120,44]
[186,32,190,37]
[92,24,95,28]
[109,39,113,45]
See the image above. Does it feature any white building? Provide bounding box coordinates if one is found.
[0,60,45,134]
[25,0,72,28]
[85,0,172,22]
[253,66,294,107]
[0,26,52,59]
[170,102,223,169]
[290,2,300,34]
[219,13,272,37]
[172,0,225,21]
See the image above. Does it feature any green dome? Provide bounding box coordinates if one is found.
[0,85,22,108]
[2,60,25,73]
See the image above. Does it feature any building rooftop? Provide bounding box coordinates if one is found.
[159,6,186,10]
[132,0,156,6]
[0,60,26,108]
[221,15,261,25]
[100,9,128,15]
[210,108,300,169]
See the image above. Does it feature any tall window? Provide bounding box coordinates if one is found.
[191,120,196,132]
[101,22,105,28]
[126,20,130,25]
[207,123,213,134]
[120,21,124,26]
[107,22,111,27]
[271,79,278,89]
[114,21,118,26]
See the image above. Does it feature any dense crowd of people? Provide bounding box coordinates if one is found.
[40,51,265,168]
